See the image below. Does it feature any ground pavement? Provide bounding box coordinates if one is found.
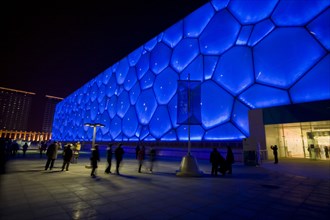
[0,152,329,220]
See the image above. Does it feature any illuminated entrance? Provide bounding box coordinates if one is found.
[265,120,330,159]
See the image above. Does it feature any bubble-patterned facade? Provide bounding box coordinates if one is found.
[52,0,330,142]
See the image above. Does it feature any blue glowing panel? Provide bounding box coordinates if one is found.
[124,67,137,91]
[161,130,177,141]
[144,135,156,141]
[116,58,129,85]
[105,74,117,98]
[109,116,121,139]
[162,21,183,48]
[168,95,178,128]
[254,28,326,88]
[90,101,98,121]
[290,55,330,103]
[140,70,155,90]
[144,37,158,51]
[129,83,141,105]
[157,33,163,42]
[184,3,215,38]
[102,67,112,85]
[236,25,253,45]
[100,113,111,135]
[106,95,117,119]
[201,81,234,129]
[231,100,250,136]
[122,107,138,138]
[181,55,203,81]
[239,84,290,108]
[150,43,172,74]
[248,19,275,47]
[98,96,107,114]
[171,38,199,72]
[128,46,143,66]
[229,0,278,24]
[204,56,218,80]
[136,52,150,80]
[204,123,245,140]
[154,67,178,105]
[211,0,230,11]
[117,91,130,118]
[272,0,330,26]
[177,125,204,141]
[137,126,149,140]
[200,9,240,55]
[90,84,98,102]
[214,46,254,95]
[149,106,172,139]
[135,89,157,125]
[307,8,330,51]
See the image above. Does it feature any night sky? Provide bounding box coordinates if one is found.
[2,0,209,98]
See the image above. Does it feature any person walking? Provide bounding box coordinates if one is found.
[135,144,140,159]
[210,148,220,176]
[45,141,60,170]
[115,144,124,175]
[149,147,156,173]
[324,146,329,159]
[22,142,28,157]
[137,145,145,173]
[270,145,278,164]
[104,143,113,174]
[61,144,73,171]
[90,145,100,178]
[226,146,234,174]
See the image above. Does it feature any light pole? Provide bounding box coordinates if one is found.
[84,123,104,148]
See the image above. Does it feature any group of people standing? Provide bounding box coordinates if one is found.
[209,146,235,176]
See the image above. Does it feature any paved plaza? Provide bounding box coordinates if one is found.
[0,151,329,220]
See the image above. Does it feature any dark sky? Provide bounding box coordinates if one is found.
[2,0,209,98]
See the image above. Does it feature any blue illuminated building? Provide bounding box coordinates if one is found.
[52,0,330,144]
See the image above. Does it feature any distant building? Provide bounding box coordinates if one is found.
[0,87,63,141]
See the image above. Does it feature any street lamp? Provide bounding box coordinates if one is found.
[84,123,105,148]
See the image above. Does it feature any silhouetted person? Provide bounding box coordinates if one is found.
[270,145,278,164]
[137,146,145,173]
[90,145,100,178]
[226,146,234,174]
[210,148,220,176]
[61,144,73,171]
[135,144,140,159]
[218,152,227,176]
[149,147,156,173]
[324,146,329,159]
[115,144,124,175]
[11,141,19,157]
[22,142,28,157]
[105,143,113,174]
[45,141,60,170]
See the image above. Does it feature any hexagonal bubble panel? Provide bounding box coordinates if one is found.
[150,43,172,74]
[168,94,178,128]
[171,38,199,73]
[90,101,99,121]
[307,8,330,51]
[247,19,275,47]
[129,83,141,105]
[201,81,234,129]
[211,0,230,11]
[97,84,106,103]
[117,90,130,118]
[90,83,99,102]
[254,27,326,88]
[177,125,205,141]
[162,20,183,48]
[231,100,250,136]
[149,106,172,139]
[213,46,254,95]
[140,70,155,90]
[122,107,139,138]
[161,129,177,141]
[123,67,137,91]
[128,46,143,66]
[100,112,111,135]
[229,0,277,24]
[204,56,218,80]
[272,0,330,26]
[105,74,117,98]
[204,122,245,140]
[115,58,129,85]
[290,54,330,103]
[199,9,240,55]
[109,115,122,139]
[136,125,149,140]
[135,89,158,125]
[144,36,158,51]
[106,95,117,119]
[154,67,178,105]
[184,3,215,38]
[239,84,290,109]
[136,51,150,80]
[181,55,203,81]
[236,25,253,45]
[98,96,107,114]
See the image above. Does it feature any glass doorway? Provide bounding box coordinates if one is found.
[265,120,330,159]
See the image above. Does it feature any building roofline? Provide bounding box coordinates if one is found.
[0,87,36,95]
